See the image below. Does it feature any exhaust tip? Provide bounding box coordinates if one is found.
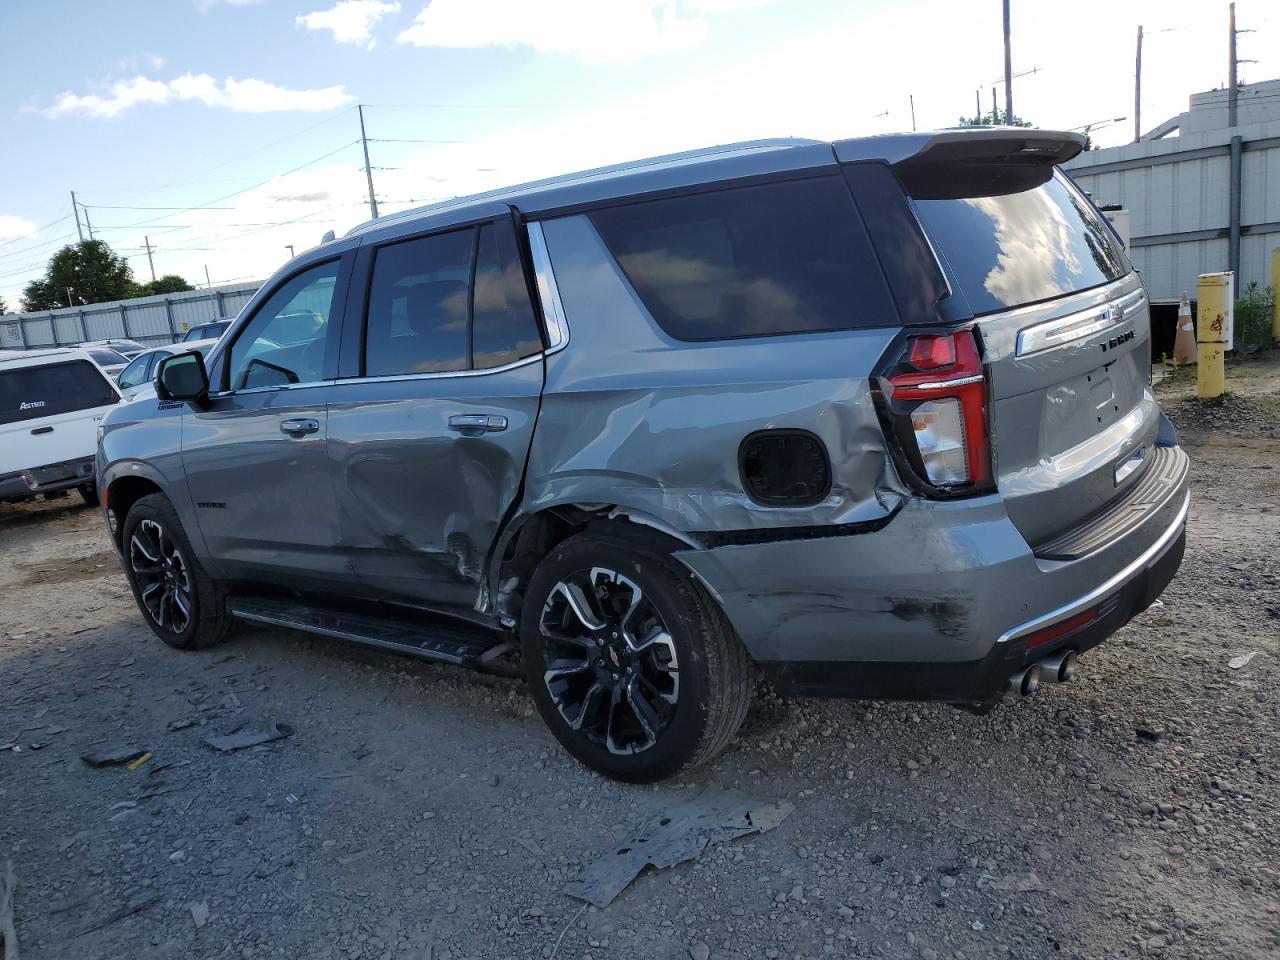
[1057,650,1078,683]
[1010,664,1042,698]
[1038,650,1079,683]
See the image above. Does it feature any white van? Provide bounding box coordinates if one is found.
[0,349,122,504]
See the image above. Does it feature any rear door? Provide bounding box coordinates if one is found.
[328,216,544,614]
[0,358,120,475]
[181,255,351,587]
[892,152,1152,546]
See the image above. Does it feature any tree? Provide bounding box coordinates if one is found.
[135,274,194,296]
[0,295,7,315]
[957,109,1033,128]
[22,240,137,311]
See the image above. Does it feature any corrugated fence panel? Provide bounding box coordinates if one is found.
[125,303,174,340]
[54,314,82,344]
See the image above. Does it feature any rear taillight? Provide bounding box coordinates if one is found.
[873,330,993,497]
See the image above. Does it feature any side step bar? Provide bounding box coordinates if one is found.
[227,597,514,671]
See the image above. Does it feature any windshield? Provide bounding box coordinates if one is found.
[910,171,1129,315]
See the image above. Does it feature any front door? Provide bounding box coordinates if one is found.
[328,218,545,614]
[182,256,351,588]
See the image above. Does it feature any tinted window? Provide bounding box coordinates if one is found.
[228,260,339,390]
[117,352,153,388]
[911,171,1130,315]
[472,222,543,369]
[366,230,473,376]
[88,348,125,367]
[0,360,118,425]
[589,177,898,341]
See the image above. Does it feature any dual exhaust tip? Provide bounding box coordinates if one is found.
[1009,650,1077,698]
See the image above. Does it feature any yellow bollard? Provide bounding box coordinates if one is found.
[1195,273,1230,399]
[1272,248,1279,341]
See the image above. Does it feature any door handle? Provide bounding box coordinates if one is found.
[279,418,320,436]
[448,414,508,435]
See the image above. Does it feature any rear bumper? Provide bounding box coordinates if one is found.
[0,456,96,501]
[676,447,1189,702]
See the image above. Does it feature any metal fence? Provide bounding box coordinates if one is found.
[0,282,263,351]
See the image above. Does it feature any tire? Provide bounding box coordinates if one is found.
[520,531,752,783]
[77,483,97,506]
[121,492,232,650]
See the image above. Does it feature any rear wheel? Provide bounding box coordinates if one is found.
[77,483,97,506]
[521,532,751,783]
[121,493,232,650]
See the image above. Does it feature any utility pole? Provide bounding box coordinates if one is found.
[1002,0,1013,122]
[1134,25,1143,142]
[285,244,296,259]
[144,236,157,283]
[909,94,916,131]
[204,265,213,289]
[1228,2,1237,127]
[358,104,379,220]
[991,87,998,122]
[71,191,84,242]
[83,206,95,241]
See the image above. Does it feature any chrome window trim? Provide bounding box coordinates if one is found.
[206,379,331,399]
[331,352,543,388]
[996,490,1189,644]
[1015,288,1145,357]
[526,221,570,353]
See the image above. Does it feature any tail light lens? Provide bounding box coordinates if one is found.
[873,330,993,497]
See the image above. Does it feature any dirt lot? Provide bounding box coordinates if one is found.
[2,359,1278,960]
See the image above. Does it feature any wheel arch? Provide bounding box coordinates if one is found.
[487,502,702,624]
[102,464,169,550]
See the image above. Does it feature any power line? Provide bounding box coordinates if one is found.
[0,213,73,251]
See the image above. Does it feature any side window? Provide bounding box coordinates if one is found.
[117,353,152,388]
[588,177,900,340]
[365,230,473,376]
[227,260,340,391]
[472,221,543,369]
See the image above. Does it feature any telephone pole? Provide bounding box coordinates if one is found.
[358,104,379,220]
[1002,0,1013,122]
[1134,25,1143,142]
[82,206,95,241]
[285,244,296,259]
[144,236,157,282]
[975,89,981,123]
[1228,3,1238,126]
[909,94,916,131]
[70,191,84,242]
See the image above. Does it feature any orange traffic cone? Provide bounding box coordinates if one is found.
[1172,292,1197,365]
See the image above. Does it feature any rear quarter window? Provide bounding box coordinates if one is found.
[588,176,900,340]
[0,360,119,425]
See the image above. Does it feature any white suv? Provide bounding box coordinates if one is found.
[0,348,122,504]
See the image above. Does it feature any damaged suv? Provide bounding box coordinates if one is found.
[98,129,1189,782]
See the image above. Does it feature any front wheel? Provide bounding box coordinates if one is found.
[521,532,752,783]
[121,493,232,650]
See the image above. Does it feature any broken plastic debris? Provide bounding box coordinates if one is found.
[564,788,794,908]
[80,745,149,768]
[127,752,153,771]
[1227,652,1258,670]
[203,723,294,752]
[190,900,209,928]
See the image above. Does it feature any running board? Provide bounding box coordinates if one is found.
[227,597,510,668]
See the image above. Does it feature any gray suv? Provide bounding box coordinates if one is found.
[97,129,1189,782]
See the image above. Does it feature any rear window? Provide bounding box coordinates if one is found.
[588,177,899,341]
[910,171,1130,315]
[0,360,119,425]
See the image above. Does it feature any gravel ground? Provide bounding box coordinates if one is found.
[1,358,1278,960]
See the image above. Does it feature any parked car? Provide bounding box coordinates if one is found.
[116,338,220,401]
[182,319,232,342]
[83,347,130,380]
[98,129,1189,782]
[2,348,121,504]
[78,338,148,360]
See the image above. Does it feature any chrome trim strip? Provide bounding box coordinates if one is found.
[526,222,570,352]
[331,353,542,388]
[912,374,984,391]
[996,490,1189,644]
[1016,289,1145,357]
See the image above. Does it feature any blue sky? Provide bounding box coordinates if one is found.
[2,0,1277,309]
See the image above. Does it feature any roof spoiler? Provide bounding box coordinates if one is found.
[850,128,1087,200]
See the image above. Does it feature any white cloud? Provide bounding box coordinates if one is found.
[397,0,762,64]
[0,215,37,242]
[298,0,401,49]
[44,74,355,119]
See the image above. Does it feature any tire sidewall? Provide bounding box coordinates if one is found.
[121,495,203,649]
[520,535,714,782]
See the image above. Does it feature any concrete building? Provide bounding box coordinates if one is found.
[1064,79,1280,307]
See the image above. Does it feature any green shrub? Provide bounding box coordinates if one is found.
[1234,282,1275,350]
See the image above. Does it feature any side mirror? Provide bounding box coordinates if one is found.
[155,351,210,406]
